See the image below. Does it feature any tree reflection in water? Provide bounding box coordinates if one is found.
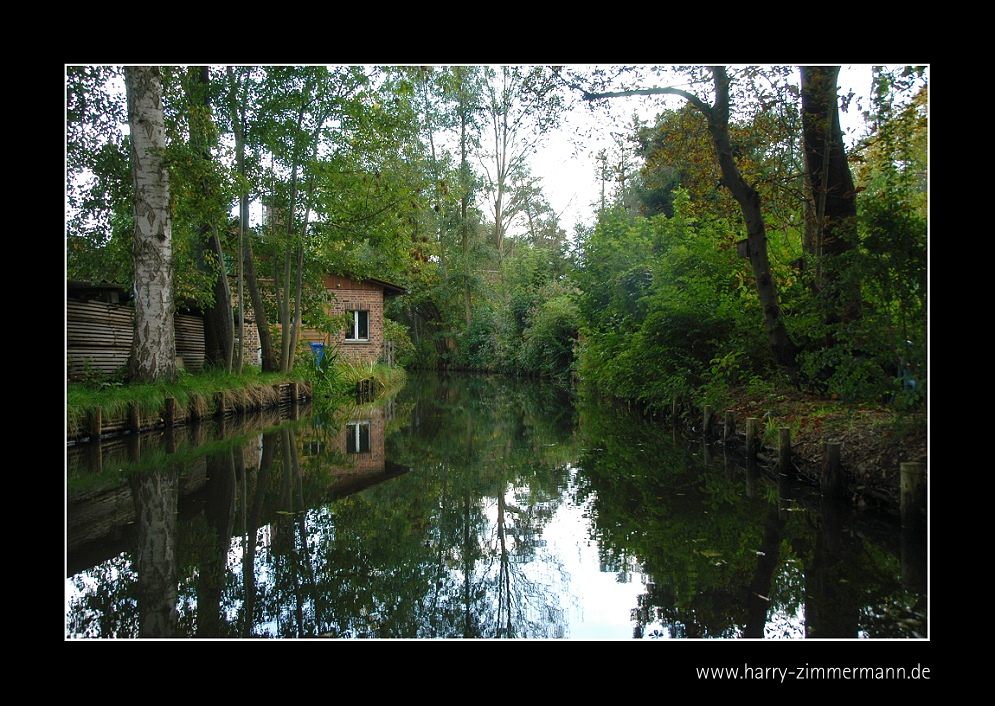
[65,373,926,639]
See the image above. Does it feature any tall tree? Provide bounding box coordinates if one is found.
[800,66,861,324]
[480,67,563,263]
[452,66,485,325]
[572,66,802,380]
[124,66,177,383]
[180,66,235,370]
[220,66,279,372]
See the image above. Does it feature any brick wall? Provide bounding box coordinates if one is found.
[235,275,388,367]
[328,287,384,365]
[238,313,261,367]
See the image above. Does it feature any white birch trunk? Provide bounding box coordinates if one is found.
[125,66,176,382]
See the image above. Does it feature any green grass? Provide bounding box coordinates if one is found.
[66,362,407,440]
[66,367,307,439]
[336,359,406,389]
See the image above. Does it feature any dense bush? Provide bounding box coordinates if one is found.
[575,193,774,410]
[517,293,580,380]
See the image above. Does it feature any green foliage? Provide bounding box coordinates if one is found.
[782,74,927,406]
[383,317,417,367]
[66,66,133,284]
[517,293,580,380]
[456,305,503,371]
[575,192,772,411]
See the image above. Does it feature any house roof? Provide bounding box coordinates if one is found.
[321,273,407,297]
[363,278,407,297]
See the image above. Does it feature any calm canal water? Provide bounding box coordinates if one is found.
[65,372,927,639]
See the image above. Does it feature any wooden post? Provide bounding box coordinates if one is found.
[703,405,714,435]
[723,410,735,441]
[86,406,102,440]
[821,441,842,498]
[128,402,141,433]
[745,418,759,464]
[901,462,927,537]
[778,427,791,474]
[744,417,758,495]
[900,463,927,592]
[290,381,300,420]
[215,391,227,418]
[164,425,176,454]
[164,397,175,427]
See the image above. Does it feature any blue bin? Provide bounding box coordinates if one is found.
[310,342,325,365]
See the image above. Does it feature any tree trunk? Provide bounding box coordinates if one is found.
[578,67,802,381]
[800,66,862,324]
[243,235,279,372]
[130,468,179,637]
[125,66,177,383]
[460,91,473,327]
[187,66,234,371]
[224,66,277,372]
[707,68,801,379]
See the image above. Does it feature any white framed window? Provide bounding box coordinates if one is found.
[345,310,369,341]
[346,421,371,454]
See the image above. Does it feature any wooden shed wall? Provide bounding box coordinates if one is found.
[67,299,205,378]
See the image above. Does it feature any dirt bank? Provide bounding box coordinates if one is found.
[711,387,927,517]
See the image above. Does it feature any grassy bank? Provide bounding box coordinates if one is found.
[66,362,406,441]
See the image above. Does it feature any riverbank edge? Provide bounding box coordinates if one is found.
[641,386,927,520]
[66,379,316,445]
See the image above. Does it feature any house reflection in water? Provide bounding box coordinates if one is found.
[303,397,406,495]
[342,402,385,475]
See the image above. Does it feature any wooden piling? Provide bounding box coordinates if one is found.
[86,406,102,440]
[126,428,140,462]
[128,402,141,433]
[164,397,175,428]
[703,405,714,435]
[86,436,102,472]
[744,419,758,496]
[745,418,759,463]
[821,441,842,498]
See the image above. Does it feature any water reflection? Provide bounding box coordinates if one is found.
[572,399,927,639]
[65,373,926,639]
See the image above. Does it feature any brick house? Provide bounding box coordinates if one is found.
[305,274,406,365]
[242,273,405,367]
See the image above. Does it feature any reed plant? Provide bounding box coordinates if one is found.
[335,359,406,393]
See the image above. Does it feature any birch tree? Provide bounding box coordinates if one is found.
[124,65,177,383]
